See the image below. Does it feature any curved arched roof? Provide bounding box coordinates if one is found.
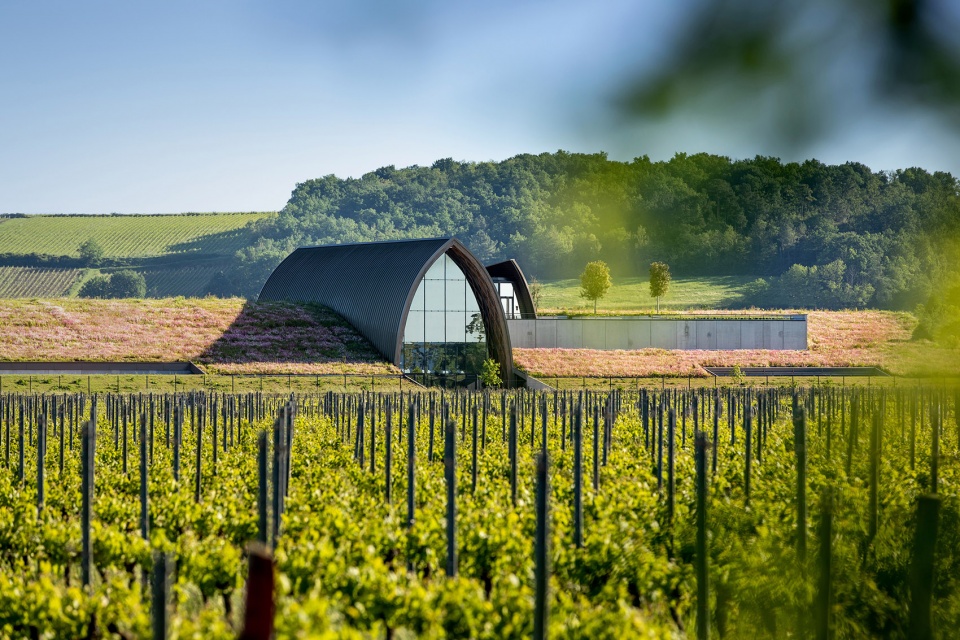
[258,238,513,386]
[486,259,537,318]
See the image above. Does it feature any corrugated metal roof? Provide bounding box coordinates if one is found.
[486,259,537,318]
[258,238,513,385]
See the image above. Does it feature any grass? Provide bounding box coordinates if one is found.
[537,275,756,313]
[0,212,273,258]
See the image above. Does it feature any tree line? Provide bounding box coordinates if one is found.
[223,151,960,313]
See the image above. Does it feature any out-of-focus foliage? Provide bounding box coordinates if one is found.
[618,0,960,147]
[234,152,960,311]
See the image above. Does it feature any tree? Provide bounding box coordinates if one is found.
[78,270,146,299]
[528,276,544,312]
[78,239,104,266]
[108,270,147,298]
[649,262,671,312]
[78,274,111,298]
[579,260,612,314]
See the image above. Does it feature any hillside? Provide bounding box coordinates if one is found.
[0,212,274,298]
[0,212,270,257]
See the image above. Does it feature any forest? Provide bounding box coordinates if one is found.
[228,152,960,313]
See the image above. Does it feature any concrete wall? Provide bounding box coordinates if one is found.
[508,316,807,350]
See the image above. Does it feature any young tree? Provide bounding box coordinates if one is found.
[528,276,544,313]
[649,261,671,312]
[78,239,104,266]
[579,260,612,314]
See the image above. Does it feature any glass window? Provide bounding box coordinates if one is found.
[424,311,446,342]
[446,310,466,343]
[465,284,481,312]
[402,250,488,383]
[445,278,466,312]
[404,310,424,343]
[424,257,445,280]
[410,280,425,312]
[424,279,445,311]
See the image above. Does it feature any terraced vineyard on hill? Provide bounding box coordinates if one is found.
[0,212,272,258]
[0,266,84,297]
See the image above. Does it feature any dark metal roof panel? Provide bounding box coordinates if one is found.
[258,238,451,362]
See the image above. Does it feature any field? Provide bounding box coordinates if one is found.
[0,266,84,297]
[515,310,960,378]
[1,387,956,637]
[142,263,232,298]
[0,299,393,375]
[537,275,757,313]
[0,212,273,258]
[0,299,955,383]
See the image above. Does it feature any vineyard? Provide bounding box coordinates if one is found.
[0,385,956,638]
[0,213,272,258]
[143,264,231,298]
[0,266,83,297]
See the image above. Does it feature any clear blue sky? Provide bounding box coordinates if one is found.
[1,0,958,214]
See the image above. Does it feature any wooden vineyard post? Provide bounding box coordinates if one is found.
[744,401,752,506]
[592,403,600,491]
[445,420,458,578]
[173,404,181,484]
[931,403,939,494]
[240,544,276,640]
[471,401,478,494]
[36,415,45,513]
[258,430,269,546]
[867,411,880,543]
[533,452,550,640]
[151,551,173,640]
[385,400,393,504]
[909,495,940,640]
[428,398,435,463]
[140,415,149,541]
[816,489,834,640]
[712,393,719,475]
[18,403,24,484]
[122,406,128,475]
[59,406,64,476]
[574,400,584,549]
[194,406,202,502]
[795,404,808,562]
[407,400,416,572]
[695,431,710,640]
[509,404,518,507]
[667,408,676,529]
[81,419,95,587]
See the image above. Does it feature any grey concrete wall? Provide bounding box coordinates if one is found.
[508,316,807,350]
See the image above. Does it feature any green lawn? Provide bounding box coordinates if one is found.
[538,275,757,314]
[0,212,274,258]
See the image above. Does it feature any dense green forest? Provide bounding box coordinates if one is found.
[228,152,960,312]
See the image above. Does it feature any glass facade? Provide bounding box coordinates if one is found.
[401,253,488,384]
[494,279,519,319]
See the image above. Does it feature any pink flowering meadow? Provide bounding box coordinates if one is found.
[0,299,395,375]
[513,310,956,377]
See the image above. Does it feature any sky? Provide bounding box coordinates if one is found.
[1,0,959,214]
